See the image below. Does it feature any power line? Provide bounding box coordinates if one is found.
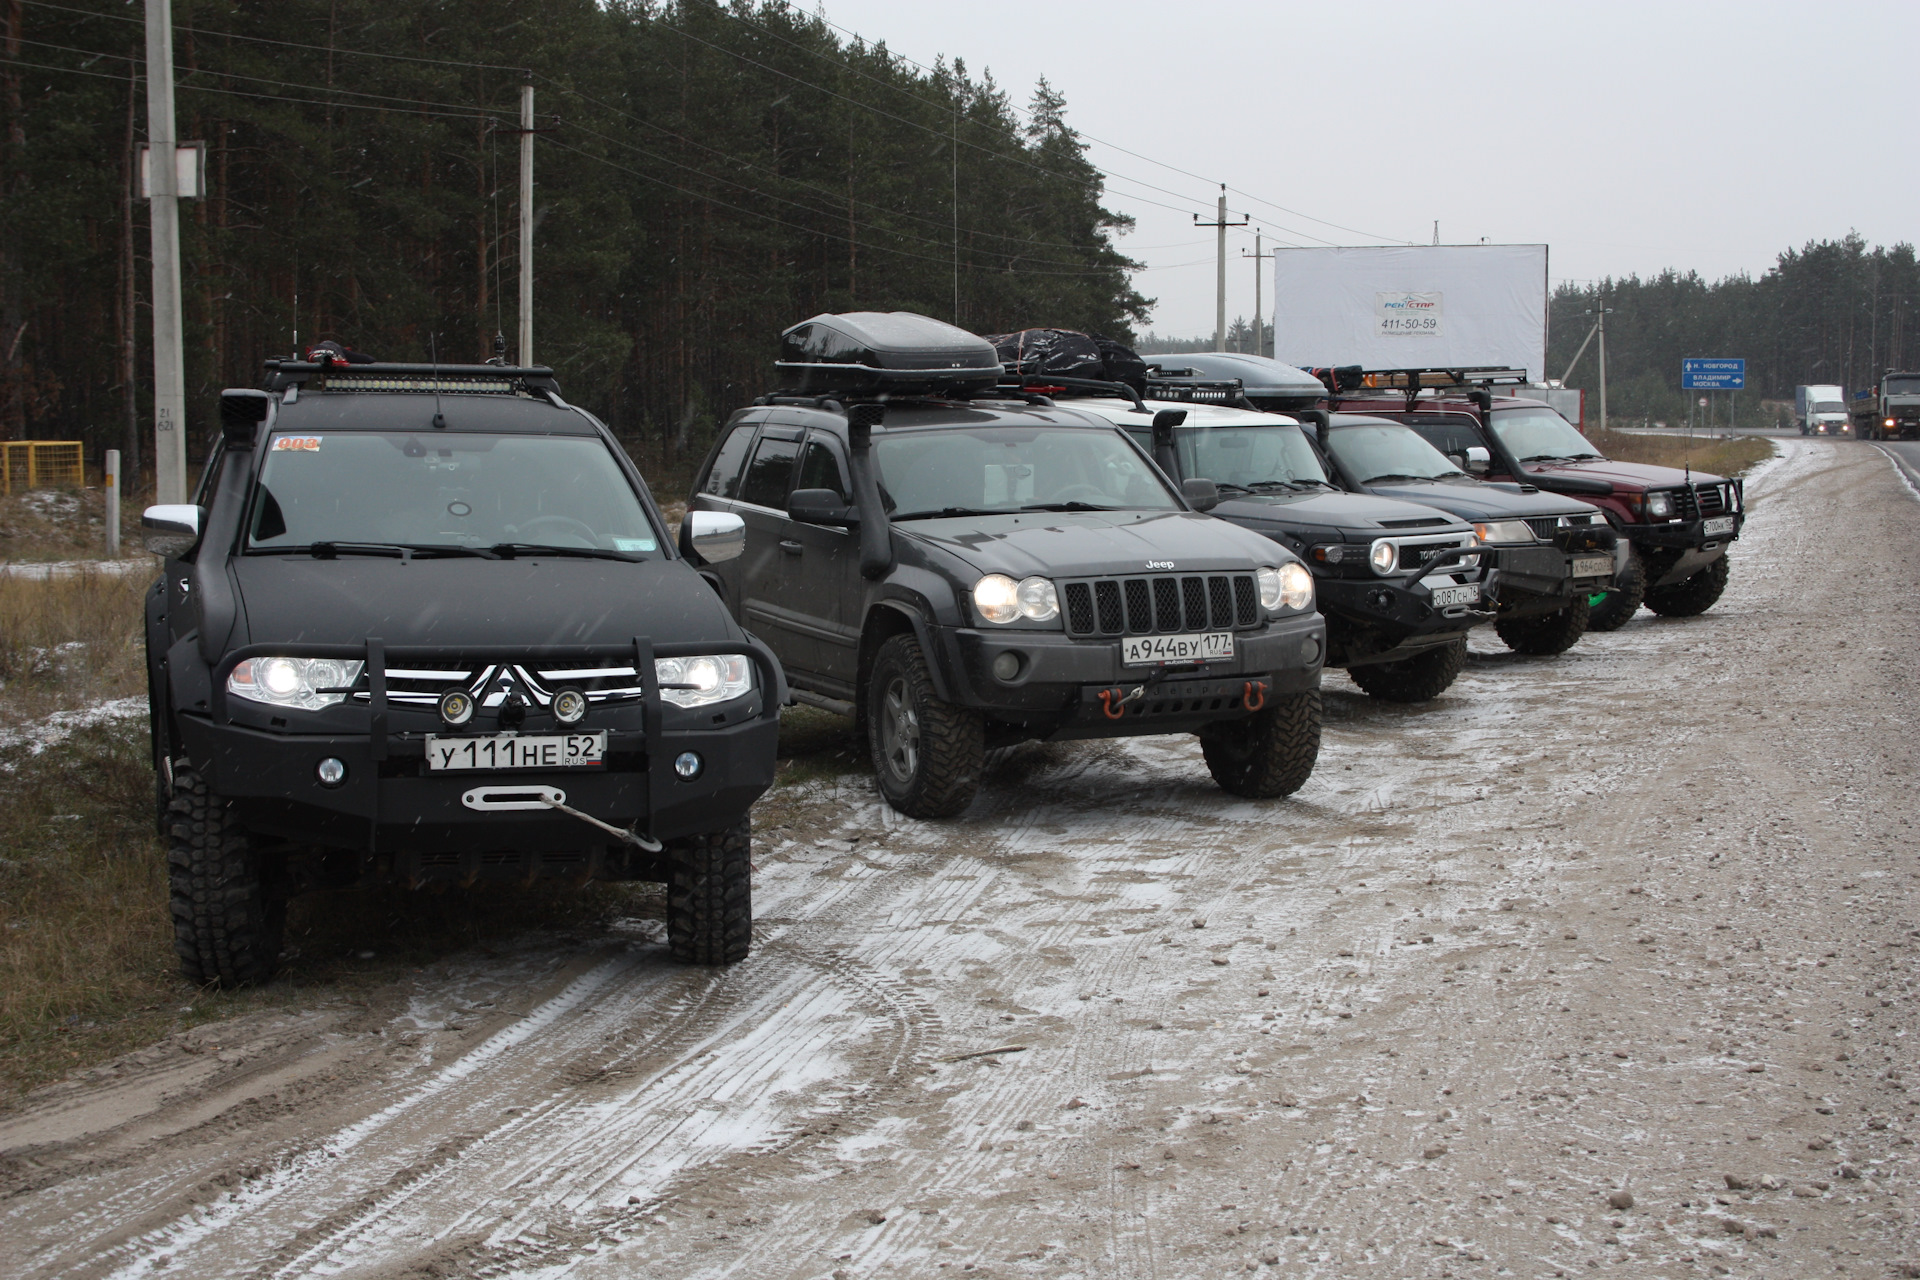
[0,53,500,120]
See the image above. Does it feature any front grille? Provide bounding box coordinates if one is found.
[1671,483,1731,520]
[352,660,644,708]
[1390,535,1478,574]
[1523,513,1606,540]
[1062,573,1260,637]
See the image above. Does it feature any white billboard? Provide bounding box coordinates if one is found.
[1271,245,1549,380]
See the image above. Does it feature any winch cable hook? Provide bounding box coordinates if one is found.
[1099,685,1147,720]
[540,796,664,852]
[1242,680,1268,712]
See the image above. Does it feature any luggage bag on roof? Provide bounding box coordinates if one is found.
[984,328,1148,393]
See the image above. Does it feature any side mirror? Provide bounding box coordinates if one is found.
[1464,445,1491,475]
[786,488,857,526]
[1180,477,1221,513]
[141,504,201,557]
[686,510,746,564]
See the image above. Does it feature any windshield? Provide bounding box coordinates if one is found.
[1323,424,1466,484]
[1174,423,1332,490]
[1812,401,1846,414]
[245,431,660,556]
[1886,377,1920,396]
[1487,408,1603,461]
[873,426,1179,519]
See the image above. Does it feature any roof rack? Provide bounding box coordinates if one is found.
[263,360,564,402]
[1351,367,1531,390]
[1142,375,1254,409]
[997,373,1143,412]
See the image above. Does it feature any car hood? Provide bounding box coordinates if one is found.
[229,555,733,649]
[1522,458,1725,489]
[1213,489,1468,538]
[1361,478,1598,522]
[899,509,1294,577]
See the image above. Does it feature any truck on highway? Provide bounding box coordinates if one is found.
[1795,384,1850,436]
[1851,372,1920,441]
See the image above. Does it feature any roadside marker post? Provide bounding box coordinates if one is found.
[105,449,121,558]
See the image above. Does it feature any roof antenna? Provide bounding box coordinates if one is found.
[489,331,507,367]
[429,332,448,429]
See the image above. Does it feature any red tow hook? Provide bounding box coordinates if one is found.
[1242,680,1268,711]
[1098,686,1145,720]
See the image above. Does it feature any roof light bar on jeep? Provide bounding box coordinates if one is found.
[1142,376,1254,408]
[263,360,563,399]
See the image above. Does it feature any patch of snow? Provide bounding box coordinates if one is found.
[0,696,148,754]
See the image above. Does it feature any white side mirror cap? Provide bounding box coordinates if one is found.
[686,510,746,564]
[141,504,201,556]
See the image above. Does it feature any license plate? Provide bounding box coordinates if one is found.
[1702,516,1735,536]
[1428,584,1479,607]
[1571,555,1613,579]
[426,732,607,772]
[1121,632,1235,666]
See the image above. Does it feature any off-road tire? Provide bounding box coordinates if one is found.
[1494,596,1591,656]
[1585,547,1646,632]
[1199,690,1321,799]
[665,817,752,966]
[1643,554,1730,617]
[866,633,985,819]
[1346,638,1468,703]
[167,765,284,987]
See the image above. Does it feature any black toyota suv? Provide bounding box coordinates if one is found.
[1068,391,1495,703]
[1304,411,1619,656]
[140,357,783,985]
[683,312,1328,819]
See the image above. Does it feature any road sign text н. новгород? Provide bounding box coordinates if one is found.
[1682,358,1746,390]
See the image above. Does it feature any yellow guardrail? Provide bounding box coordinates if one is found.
[1,441,85,494]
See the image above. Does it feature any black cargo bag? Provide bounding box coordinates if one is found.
[985,328,1149,393]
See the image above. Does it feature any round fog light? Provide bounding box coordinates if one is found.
[552,688,588,725]
[991,651,1022,682]
[674,751,703,780]
[438,688,475,726]
[316,757,347,788]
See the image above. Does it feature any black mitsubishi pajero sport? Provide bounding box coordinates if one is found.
[683,312,1328,819]
[141,356,782,985]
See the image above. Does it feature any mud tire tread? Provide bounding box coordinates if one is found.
[166,765,283,987]
[1642,554,1730,617]
[1585,546,1647,632]
[666,817,753,966]
[1346,638,1469,703]
[866,634,985,819]
[1200,689,1322,799]
[1493,596,1591,655]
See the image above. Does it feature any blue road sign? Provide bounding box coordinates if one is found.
[1682,358,1745,390]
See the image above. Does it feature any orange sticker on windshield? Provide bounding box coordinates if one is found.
[272,436,322,452]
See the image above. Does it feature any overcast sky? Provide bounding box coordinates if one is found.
[813,0,1918,339]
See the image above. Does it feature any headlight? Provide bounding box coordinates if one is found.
[227,657,363,710]
[1369,539,1398,574]
[973,573,1020,624]
[1471,520,1535,545]
[1015,576,1058,622]
[1645,491,1674,519]
[1256,565,1284,609]
[1278,562,1314,611]
[656,655,753,708]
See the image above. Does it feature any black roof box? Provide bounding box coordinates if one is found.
[777,312,1002,396]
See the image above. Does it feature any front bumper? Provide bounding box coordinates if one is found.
[1488,528,1617,611]
[934,610,1325,728]
[1318,573,1493,668]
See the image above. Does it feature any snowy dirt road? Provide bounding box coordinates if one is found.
[2,437,1916,1280]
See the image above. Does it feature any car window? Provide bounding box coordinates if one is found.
[738,436,800,508]
[1401,415,1486,467]
[1323,424,1465,484]
[1487,408,1603,462]
[794,439,849,502]
[701,422,757,499]
[874,426,1179,518]
[244,431,661,555]
[1175,423,1331,488]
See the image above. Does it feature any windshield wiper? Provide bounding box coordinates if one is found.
[1361,473,1434,485]
[252,542,497,560]
[1243,480,1305,492]
[490,543,637,561]
[1019,501,1118,512]
[890,505,1004,521]
[1208,481,1255,494]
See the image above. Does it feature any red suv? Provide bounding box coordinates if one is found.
[1320,377,1743,631]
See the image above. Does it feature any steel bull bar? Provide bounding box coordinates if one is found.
[208,637,784,853]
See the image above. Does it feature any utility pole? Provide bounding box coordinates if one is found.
[518,81,534,368]
[1586,303,1614,433]
[1241,231,1274,357]
[144,0,186,503]
[1195,185,1247,352]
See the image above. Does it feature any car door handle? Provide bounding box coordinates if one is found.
[779,539,803,554]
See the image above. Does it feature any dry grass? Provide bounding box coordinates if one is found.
[0,488,145,563]
[1589,427,1775,478]
[0,569,151,731]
